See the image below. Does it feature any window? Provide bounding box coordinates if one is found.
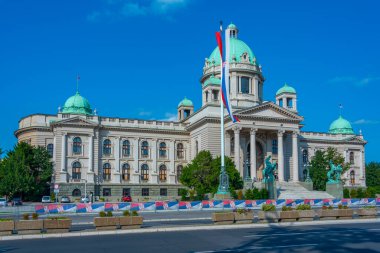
[159,165,167,182]
[177,165,183,182]
[122,140,131,157]
[205,91,208,102]
[302,149,308,164]
[122,163,130,181]
[287,98,293,108]
[103,188,111,196]
[141,164,149,181]
[350,170,355,185]
[142,188,149,196]
[272,140,278,154]
[177,143,184,159]
[212,90,219,101]
[73,137,82,154]
[279,99,283,107]
[103,139,112,155]
[122,188,131,197]
[241,77,249,94]
[72,189,81,197]
[349,152,355,164]
[72,161,81,180]
[159,142,167,158]
[47,143,54,157]
[141,141,149,158]
[103,163,111,181]
[160,188,167,196]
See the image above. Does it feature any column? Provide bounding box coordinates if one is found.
[88,135,93,172]
[61,133,66,172]
[278,130,284,182]
[292,132,299,182]
[233,126,241,175]
[253,78,259,103]
[250,128,257,180]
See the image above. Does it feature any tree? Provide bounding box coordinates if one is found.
[365,162,380,187]
[309,147,349,191]
[0,142,53,200]
[180,150,243,196]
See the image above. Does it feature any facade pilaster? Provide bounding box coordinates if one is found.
[250,128,257,180]
[61,133,66,172]
[87,134,94,183]
[169,140,176,184]
[278,130,284,182]
[233,126,241,175]
[292,131,299,182]
[132,138,140,183]
[112,136,121,183]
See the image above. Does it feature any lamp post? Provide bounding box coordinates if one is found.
[244,159,251,181]
[81,179,88,203]
[304,162,312,183]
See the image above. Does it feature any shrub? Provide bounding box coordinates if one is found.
[252,188,260,199]
[322,205,333,210]
[132,210,138,216]
[350,189,358,198]
[281,206,293,211]
[106,211,113,217]
[260,189,269,199]
[99,197,105,202]
[338,204,348,209]
[296,204,311,210]
[363,206,376,209]
[236,208,250,214]
[32,213,39,220]
[99,211,106,217]
[237,190,244,200]
[0,218,12,222]
[179,188,188,201]
[343,188,350,198]
[245,189,254,200]
[22,213,29,220]
[261,204,275,212]
[48,216,68,220]
[123,210,130,217]
[230,190,238,200]
[357,188,365,198]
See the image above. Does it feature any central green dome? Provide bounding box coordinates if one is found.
[329,116,354,135]
[62,92,93,115]
[208,37,256,65]
[178,97,193,107]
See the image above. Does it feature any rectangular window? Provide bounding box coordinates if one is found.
[142,188,149,196]
[272,140,278,154]
[287,98,293,108]
[241,76,249,94]
[212,90,219,101]
[279,98,283,107]
[160,188,167,196]
[103,188,111,196]
[122,188,131,197]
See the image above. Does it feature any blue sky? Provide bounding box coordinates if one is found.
[0,0,379,162]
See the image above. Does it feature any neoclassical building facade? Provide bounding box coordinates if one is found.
[15,24,367,201]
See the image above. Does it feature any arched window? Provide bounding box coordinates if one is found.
[177,143,184,159]
[177,165,183,182]
[122,140,131,157]
[272,140,278,154]
[72,189,81,197]
[195,140,199,155]
[349,152,355,164]
[103,163,111,181]
[122,163,130,181]
[103,139,112,155]
[73,137,82,154]
[350,170,355,185]
[72,161,81,180]
[141,141,149,158]
[47,143,54,157]
[230,137,235,155]
[241,76,249,94]
[302,149,308,164]
[141,164,149,181]
[159,142,167,158]
[159,165,167,182]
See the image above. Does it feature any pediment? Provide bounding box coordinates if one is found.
[51,116,98,127]
[235,102,303,122]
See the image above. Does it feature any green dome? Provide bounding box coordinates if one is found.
[329,116,354,135]
[62,92,93,115]
[203,75,221,87]
[276,83,296,96]
[227,23,237,29]
[208,37,256,65]
[178,97,193,107]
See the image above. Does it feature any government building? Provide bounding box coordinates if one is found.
[15,24,367,201]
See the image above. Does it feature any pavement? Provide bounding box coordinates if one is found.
[0,219,379,252]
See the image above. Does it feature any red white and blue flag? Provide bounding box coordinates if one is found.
[215,27,239,123]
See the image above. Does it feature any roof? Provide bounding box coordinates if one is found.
[276,83,296,96]
[62,92,93,115]
[328,116,354,135]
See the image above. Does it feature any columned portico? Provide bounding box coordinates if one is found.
[233,126,241,175]
[292,132,299,182]
[277,130,284,182]
[250,128,257,180]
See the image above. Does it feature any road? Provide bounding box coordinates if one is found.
[0,222,379,253]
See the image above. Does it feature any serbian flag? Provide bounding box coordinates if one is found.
[215,27,239,123]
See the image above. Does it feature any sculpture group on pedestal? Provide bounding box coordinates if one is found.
[263,155,277,199]
[327,160,343,183]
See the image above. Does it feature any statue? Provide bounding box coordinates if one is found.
[262,156,277,183]
[327,160,343,183]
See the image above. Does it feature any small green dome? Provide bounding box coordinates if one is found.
[329,116,354,135]
[227,23,237,29]
[208,37,256,65]
[62,92,93,115]
[276,83,296,96]
[178,97,193,107]
[203,75,221,87]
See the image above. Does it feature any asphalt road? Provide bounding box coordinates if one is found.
[0,222,379,253]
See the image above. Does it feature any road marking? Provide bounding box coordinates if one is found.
[194,244,318,253]
[244,229,358,238]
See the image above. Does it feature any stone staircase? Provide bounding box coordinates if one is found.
[277,182,334,199]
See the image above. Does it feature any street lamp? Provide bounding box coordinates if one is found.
[81,179,88,203]
[304,162,312,183]
[244,159,251,181]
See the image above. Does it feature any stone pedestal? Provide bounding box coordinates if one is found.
[214,192,231,200]
[264,181,277,199]
[244,179,253,190]
[299,181,313,191]
[326,182,343,199]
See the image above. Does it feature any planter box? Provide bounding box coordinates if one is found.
[212,212,234,225]
[119,216,143,229]
[297,210,315,221]
[15,220,43,235]
[357,208,377,219]
[336,209,353,219]
[319,209,353,220]
[258,211,280,223]
[43,219,72,233]
[234,211,254,224]
[279,211,299,222]
[0,220,14,236]
[94,217,118,230]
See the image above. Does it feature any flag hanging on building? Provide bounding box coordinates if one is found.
[215,28,239,123]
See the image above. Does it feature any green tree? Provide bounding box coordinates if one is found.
[365,162,380,187]
[309,147,349,191]
[0,142,53,200]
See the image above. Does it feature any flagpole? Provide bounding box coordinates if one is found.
[220,21,225,174]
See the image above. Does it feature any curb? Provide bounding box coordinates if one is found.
[0,218,379,241]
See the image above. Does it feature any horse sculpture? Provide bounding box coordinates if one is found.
[327,160,343,183]
[262,155,277,183]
